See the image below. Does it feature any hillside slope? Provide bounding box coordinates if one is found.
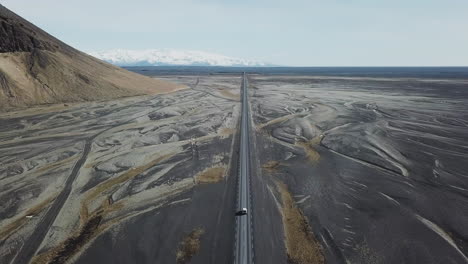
[0,4,184,110]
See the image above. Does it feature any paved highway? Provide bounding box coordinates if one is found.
[234,73,254,264]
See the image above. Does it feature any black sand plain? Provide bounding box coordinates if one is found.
[250,74,468,264]
[1,68,468,264]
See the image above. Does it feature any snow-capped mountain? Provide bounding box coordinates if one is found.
[88,49,270,67]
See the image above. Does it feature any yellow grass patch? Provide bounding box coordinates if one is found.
[195,166,226,184]
[84,162,95,169]
[296,136,321,163]
[35,155,79,173]
[262,160,281,173]
[32,214,103,264]
[218,127,235,136]
[256,113,302,130]
[176,228,205,264]
[218,88,240,100]
[275,180,324,264]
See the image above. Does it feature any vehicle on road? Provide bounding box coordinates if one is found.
[236,208,248,216]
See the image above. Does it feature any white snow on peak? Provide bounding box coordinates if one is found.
[88,49,270,67]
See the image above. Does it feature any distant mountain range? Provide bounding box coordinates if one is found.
[89,49,272,67]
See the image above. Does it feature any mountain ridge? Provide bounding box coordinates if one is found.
[0,4,183,111]
[89,49,272,67]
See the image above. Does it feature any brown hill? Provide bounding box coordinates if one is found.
[0,4,184,110]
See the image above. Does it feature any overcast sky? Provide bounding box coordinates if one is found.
[3,0,468,66]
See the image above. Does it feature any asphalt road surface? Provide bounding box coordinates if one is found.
[235,73,254,264]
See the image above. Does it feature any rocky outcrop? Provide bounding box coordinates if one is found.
[0,5,58,53]
[0,69,14,97]
[0,19,52,53]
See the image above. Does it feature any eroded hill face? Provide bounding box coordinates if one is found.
[0,4,184,111]
[0,5,59,53]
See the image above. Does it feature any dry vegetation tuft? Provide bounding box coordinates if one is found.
[33,215,103,264]
[218,88,240,100]
[262,160,281,173]
[218,127,235,136]
[176,228,205,264]
[296,137,321,163]
[256,113,303,130]
[35,155,78,173]
[195,166,226,184]
[275,180,324,264]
